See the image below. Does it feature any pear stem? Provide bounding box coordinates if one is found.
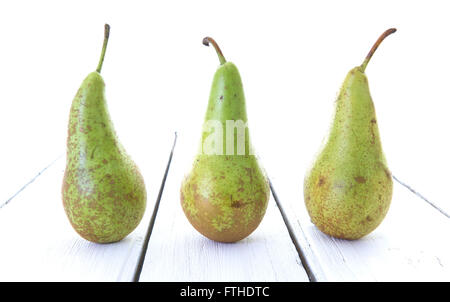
[96,24,110,73]
[203,37,226,65]
[360,28,396,72]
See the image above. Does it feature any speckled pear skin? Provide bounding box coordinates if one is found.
[62,72,146,243]
[181,59,270,243]
[304,67,393,240]
[181,155,270,243]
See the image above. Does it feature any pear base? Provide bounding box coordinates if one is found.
[180,155,270,243]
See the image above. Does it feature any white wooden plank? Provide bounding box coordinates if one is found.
[0,132,174,281]
[269,169,450,281]
[139,133,310,282]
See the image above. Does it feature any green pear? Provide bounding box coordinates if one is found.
[62,24,146,243]
[304,29,396,240]
[180,37,270,243]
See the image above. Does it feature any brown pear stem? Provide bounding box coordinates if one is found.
[203,37,226,65]
[360,28,396,72]
[96,24,110,73]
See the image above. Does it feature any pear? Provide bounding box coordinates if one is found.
[180,37,270,243]
[62,24,146,243]
[304,29,396,240]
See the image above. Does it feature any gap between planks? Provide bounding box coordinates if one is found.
[138,133,310,282]
[392,175,450,219]
[0,154,63,209]
[269,180,317,282]
[269,174,450,282]
[133,132,178,282]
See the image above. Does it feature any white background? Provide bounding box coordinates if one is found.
[0,0,448,213]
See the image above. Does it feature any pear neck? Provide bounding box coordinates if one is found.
[204,62,247,123]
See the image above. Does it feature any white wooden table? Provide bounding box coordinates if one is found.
[0,0,449,284]
[0,126,448,282]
